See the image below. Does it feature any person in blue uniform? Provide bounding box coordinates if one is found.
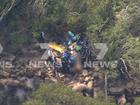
[64,31,76,45]
[38,31,45,43]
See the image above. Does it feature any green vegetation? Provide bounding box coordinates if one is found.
[0,0,139,79]
[1,0,139,69]
[0,0,140,104]
[23,83,115,105]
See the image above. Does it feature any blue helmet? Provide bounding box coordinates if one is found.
[69,56,76,64]
[68,31,74,37]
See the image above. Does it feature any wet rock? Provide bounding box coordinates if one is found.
[0,78,21,86]
[87,81,94,90]
[82,70,89,77]
[0,71,10,78]
[50,77,58,83]
[24,78,35,89]
[1,53,16,61]
[72,82,87,92]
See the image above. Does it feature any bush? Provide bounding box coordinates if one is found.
[10,31,32,46]
[23,83,109,105]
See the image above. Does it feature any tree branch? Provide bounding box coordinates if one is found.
[0,0,22,23]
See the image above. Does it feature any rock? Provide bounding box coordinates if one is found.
[50,77,58,83]
[82,70,89,77]
[36,71,42,77]
[24,78,35,89]
[64,77,71,83]
[0,78,20,86]
[47,70,54,77]
[79,76,85,83]
[1,53,16,61]
[87,81,93,90]
[0,71,10,78]
[85,77,91,82]
[72,83,87,92]
[11,74,18,79]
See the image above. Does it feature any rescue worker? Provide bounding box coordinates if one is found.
[68,31,76,42]
[76,34,84,45]
[64,31,77,46]
[63,51,71,62]
[75,45,82,52]
[69,55,76,66]
[38,31,45,43]
[65,32,82,52]
[61,51,71,73]
[61,50,76,73]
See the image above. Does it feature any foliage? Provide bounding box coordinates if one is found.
[0,0,140,105]
[23,83,114,105]
[0,0,140,80]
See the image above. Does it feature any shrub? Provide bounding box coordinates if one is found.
[23,83,109,105]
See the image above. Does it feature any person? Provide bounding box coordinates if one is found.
[39,31,45,43]
[69,56,76,65]
[61,50,76,74]
[64,31,76,46]
[61,51,70,73]
[76,34,84,45]
[62,50,76,64]
[75,45,82,52]
[62,51,71,62]
[68,31,76,41]
[65,31,85,54]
